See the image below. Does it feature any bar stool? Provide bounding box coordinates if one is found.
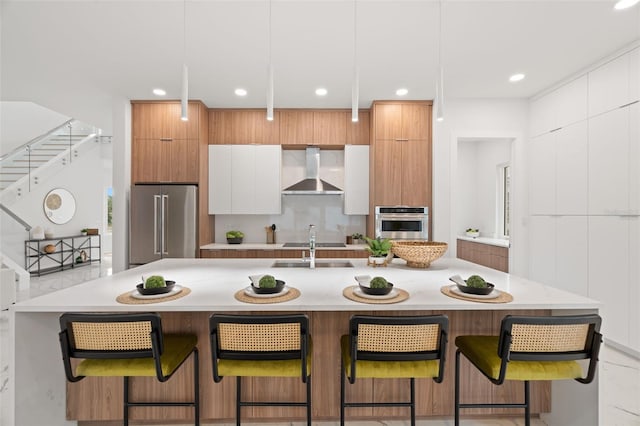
[209,313,312,426]
[58,312,199,425]
[455,314,602,426]
[340,314,449,426]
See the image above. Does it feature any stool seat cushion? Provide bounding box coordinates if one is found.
[341,335,440,379]
[76,334,197,377]
[455,335,584,381]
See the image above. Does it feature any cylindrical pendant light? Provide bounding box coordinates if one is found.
[181,63,188,121]
[351,0,359,123]
[266,0,274,121]
[435,0,444,122]
[267,63,274,121]
[180,0,189,121]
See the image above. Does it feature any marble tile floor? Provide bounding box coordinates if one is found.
[1,255,638,426]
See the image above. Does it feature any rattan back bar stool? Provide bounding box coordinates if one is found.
[59,312,199,425]
[454,314,602,426]
[340,314,449,426]
[209,313,312,426]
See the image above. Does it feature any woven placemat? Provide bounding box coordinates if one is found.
[440,285,513,304]
[234,287,301,304]
[116,286,191,305]
[343,286,410,304]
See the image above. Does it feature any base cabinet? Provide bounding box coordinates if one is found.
[456,239,508,273]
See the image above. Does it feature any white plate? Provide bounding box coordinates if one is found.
[448,284,501,300]
[131,285,183,300]
[352,285,398,300]
[244,286,290,298]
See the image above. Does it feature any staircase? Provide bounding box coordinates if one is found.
[0,119,111,203]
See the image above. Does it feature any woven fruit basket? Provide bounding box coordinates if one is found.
[391,241,448,268]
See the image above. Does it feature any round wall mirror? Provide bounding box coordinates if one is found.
[43,188,76,224]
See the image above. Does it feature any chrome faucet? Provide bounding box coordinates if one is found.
[308,224,316,269]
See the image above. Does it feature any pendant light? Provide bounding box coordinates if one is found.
[180,0,189,121]
[351,0,359,123]
[435,0,444,122]
[266,0,274,121]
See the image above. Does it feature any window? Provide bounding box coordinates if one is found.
[106,187,113,233]
[496,163,510,238]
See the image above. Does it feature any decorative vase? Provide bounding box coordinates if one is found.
[31,226,44,240]
[44,228,54,239]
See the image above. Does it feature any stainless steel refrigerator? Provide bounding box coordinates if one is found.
[129,184,198,266]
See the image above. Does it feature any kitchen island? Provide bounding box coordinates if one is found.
[9,257,600,425]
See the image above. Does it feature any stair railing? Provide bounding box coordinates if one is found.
[0,203,31,231]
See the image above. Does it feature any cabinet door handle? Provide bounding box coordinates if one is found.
[160,138,173,142]
[395,138,409,142]
[153,195,161,255]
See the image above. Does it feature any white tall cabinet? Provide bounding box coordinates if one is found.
[208,145,282,215]
[529,47,640,353]
[343,145,369,215]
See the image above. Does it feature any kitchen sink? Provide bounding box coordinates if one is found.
[271,260,354,268]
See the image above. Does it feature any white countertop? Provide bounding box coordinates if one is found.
[457,236,511,248]
[200,242,367,250]
[11,257,599,313]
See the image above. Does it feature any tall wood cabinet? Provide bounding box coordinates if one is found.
[131,100,213,247]
[369,101,433,236]
[132,101,205,183]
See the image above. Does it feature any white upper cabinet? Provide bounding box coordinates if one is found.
[529,132,556,215]
[588,106,631,215]
[343,145,369,215]
[208,145,232,214]
[556,121,588,215]
[588,48,640,117]
[208,145,281,214]
[530,76,587,137]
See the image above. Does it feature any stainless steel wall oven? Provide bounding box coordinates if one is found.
[375,206,429,240]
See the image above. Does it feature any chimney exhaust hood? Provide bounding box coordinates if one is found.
[282,147,343,195]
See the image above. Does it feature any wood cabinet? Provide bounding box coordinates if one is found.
[370,101,432,208]
[208,145,281,214]
[346,110,370,145]
[200,249,368,259]
[456,239,508,273]
[209,109,280,144]
[280,110,350,146]
[132,101,205,183]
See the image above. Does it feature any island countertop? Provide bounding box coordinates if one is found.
[10,257,602,426]
[12,257,599,312]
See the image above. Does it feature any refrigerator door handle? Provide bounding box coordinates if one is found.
[162,194,169,255]
[153,195,161,255]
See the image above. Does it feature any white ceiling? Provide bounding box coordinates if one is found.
[1,1,639,131]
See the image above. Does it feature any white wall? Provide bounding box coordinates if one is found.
[0,102,70,154]
[432,99,529,277]
[0,146,108,266]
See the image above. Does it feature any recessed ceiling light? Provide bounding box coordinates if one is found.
[509,73,525,82]
[315,88,328,96]
[614,0,639,10]
[396,88,408,96]
[235,88,247,96]
[152,88,166,96]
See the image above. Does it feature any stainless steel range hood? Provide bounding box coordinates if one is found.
[282,147,343,195]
